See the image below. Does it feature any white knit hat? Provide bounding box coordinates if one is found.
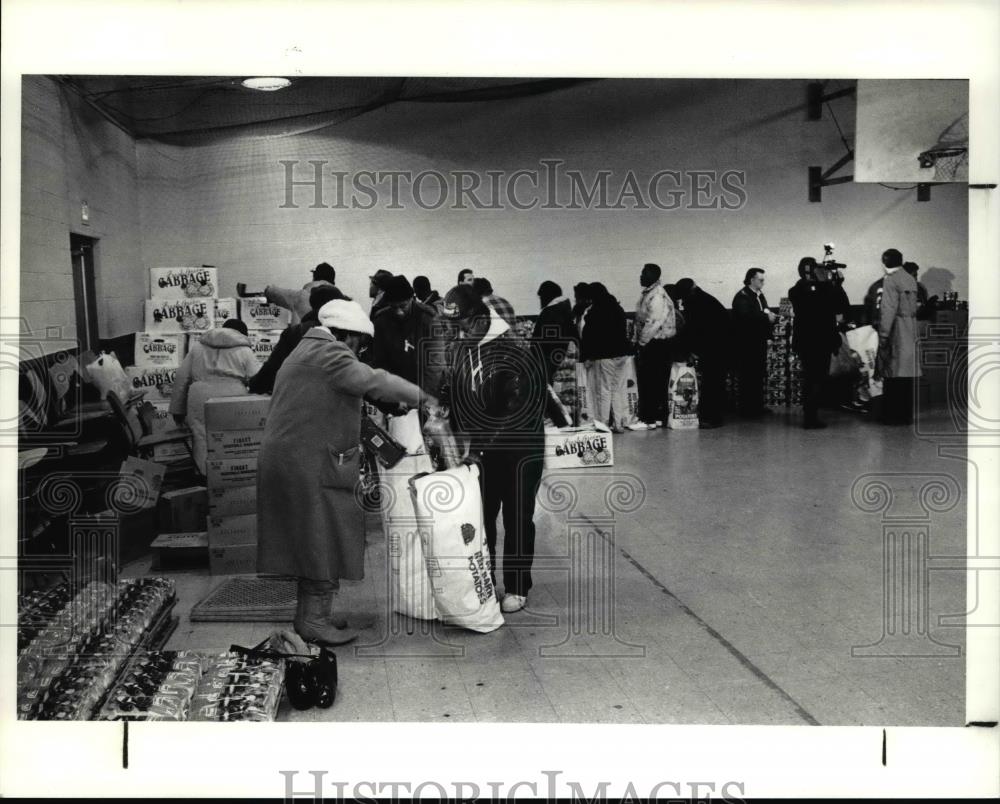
[317,299,374,336]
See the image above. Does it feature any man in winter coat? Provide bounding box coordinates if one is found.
[472,277,517,329]
[413,275,444,312]
[630,262,676,429]
[788,258,842,429]
[532,280,577,385]
[876,249,923,425]
[248,285,349,395]
[237,262,337,325]
[257,299,435,646]
[170,319,260,474]
[670,278,731,428]
[731,267,777,418]
[443,284,546,614]
[372,275,444,395]
[581,282,631,432]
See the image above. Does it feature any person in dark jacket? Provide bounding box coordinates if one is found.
[580,282,630,431]
[572,282,593,342]
[670,278,731,428]
[532,281,577,385]
[413,275,443,310]
[248,285,349,395]
[372,275,443,395]
[472,277,517,328]
[731,267,777,417]
[789,257,842,429]
[443,284,546,614]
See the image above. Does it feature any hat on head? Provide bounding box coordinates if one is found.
[383,275,414,304]
[312,262,336,283]
[318,299,375,336]
[369,269,393,287]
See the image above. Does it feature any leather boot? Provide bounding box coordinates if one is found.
[294,579,358,646]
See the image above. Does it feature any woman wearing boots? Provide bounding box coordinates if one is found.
[257,299,436,646]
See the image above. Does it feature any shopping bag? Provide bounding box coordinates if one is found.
[829,333,861,378]
[574,362,596,424]
[844,325,883,399]
[382,454,438,621]
[617,356,640,427]
[545,383,572,428]
[408,464,504,633]
[387,409,425,455]
[666,362,699,429]
[84,352,132,401]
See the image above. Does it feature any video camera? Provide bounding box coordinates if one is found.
[821,243,847,271]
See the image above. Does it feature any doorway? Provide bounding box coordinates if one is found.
[70,233,99,352]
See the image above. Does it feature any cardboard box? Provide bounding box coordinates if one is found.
[144,298,215,335]
[153,442,190,463]
[133,333,185,369]
[206,429,264,460]
[91,506,159,566]
[543,422,615,470]
[209,543,258,575]
[204,395,270,431]
[213,297,238,326]
[126,366,177,402]
[208,513,258,547]
[118,456,166,508]
[149,267,218,300]
[208,485,257,517]
[143,400,174,436]
[157,486,208,532]
[240,299,291,331]
[150,531,208,571]
[206,457,258,489]
[248,331,282,365]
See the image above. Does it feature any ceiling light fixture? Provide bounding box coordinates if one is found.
[241,77,292,92]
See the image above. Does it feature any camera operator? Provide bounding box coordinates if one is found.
[789,257,841,430]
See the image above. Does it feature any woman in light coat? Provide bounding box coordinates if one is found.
[257,299,435,646]
[169,319,259,474]
[876,249,922,425]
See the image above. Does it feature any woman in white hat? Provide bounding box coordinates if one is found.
[257,299,436,645]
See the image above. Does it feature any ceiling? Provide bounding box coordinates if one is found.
[57,76,590,141]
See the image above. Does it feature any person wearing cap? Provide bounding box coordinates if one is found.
[413,275,443,311]
[372,275,443,394]
[248,284,350,395]
[368,269,394,320]
[257,298,436,646]
[237,262,337,325]
[532,281,576,386]
[472,277,517,328]
[442,284,546,614]
[169,318,260,475]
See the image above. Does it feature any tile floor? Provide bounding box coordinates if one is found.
[123,408,968,725]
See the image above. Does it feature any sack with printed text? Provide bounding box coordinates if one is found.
[408,464,503,633]
[666,362,699,430]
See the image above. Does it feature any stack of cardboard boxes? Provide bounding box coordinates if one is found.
[204,395,270,575]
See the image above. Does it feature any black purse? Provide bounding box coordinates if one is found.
[230,637,338,711]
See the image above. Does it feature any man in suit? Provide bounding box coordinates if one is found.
[731,267,777,417]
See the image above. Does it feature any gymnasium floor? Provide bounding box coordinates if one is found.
[126,408,968,725]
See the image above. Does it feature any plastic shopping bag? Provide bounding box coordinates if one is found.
[408,464,504,633]
[84,352,131,401]
[845,325,883,400]
[387,409,425,455]
[618,356,641,427]
[829,333,861,378]
[381,454,438,621]
[575,362,596,424]
[666,362,699,429]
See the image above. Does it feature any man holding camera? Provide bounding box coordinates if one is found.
[789,256,842,429]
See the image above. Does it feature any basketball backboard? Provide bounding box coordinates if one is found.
[855,79,969,183]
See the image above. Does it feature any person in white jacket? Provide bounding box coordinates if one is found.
[170,319,260,474]
[629,263,676,430]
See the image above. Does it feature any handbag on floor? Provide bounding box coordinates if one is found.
[408,463,504,633]
[666,362,699,430]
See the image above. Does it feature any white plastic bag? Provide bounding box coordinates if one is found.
[845,325,883,400]
[408,464,504,633]
[382,454,438,621]
[387,409,425,455]
[575,361,596,424]
[666,362,699,429]
[618,356,641,427]
[85,352,131,402]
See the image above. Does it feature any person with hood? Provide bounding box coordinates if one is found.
[731,267,777,418]
[170,318,260,474]
[248,285,349,395]
[876,249,922,425]
[532,281,576,385]
[788,257,841,429]
[630,262,676,430]
[413,275,443,312]
[368,269,394,320]
[670,278,731,429]
[372,275,443,394]
[580,282,631,432]
[237,262,337,325]
[472,277,517,328]
[442,284,546,614]
[257,299,436,646]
